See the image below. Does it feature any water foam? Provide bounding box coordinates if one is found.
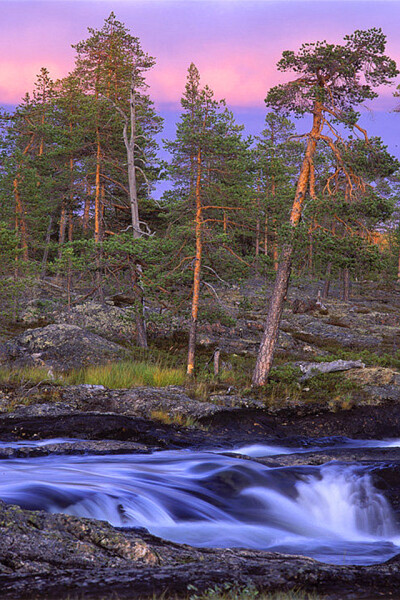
[0,447,398,565]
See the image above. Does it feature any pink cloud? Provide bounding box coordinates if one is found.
[1,1,400,111]
[0,59,73,103]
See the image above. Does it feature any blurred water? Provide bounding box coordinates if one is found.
[0,441,399,565]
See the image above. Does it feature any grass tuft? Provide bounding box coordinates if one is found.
[150,409,205,429]
[65,361,186,389]
[0,361,186,390]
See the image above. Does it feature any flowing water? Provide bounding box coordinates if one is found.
[1,437,400,565]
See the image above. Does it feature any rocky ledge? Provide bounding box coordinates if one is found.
[0,499,400,600]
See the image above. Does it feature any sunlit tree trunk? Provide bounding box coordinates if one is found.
[252,102,323,386]
[187,147,203,376]
[94,135,102,244]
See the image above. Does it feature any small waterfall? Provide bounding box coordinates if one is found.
[0,442,399,565]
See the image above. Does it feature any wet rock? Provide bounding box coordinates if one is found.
[2,324,127,371]
[0,500,400,599]
[0,440,154,459]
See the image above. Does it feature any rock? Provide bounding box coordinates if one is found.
[197,321,297,355]
[3,324,127,371]
[20,298,57,326]
[295,359,365,381]
[1,500,400,599]
[291,297,320,314]
[346,367,400,403]
[96,386,264,422]
[53,301,137,343]
[282,314,382,349]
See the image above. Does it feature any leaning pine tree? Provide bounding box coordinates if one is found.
[252,28,398,386]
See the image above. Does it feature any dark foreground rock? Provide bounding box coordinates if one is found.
[1,499,400,600]
[4,385,400,448]
[0,324,128,371]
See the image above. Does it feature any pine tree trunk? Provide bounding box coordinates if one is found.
[255,217,260,257]
[272,221,279,272]
[213,348,220,376]
[40,216,53,278]
[252,244,293,385]
[322,262,332,299]
[94,136,102,244]
[271,177,278,271]
[187,148,203,377]
[252,101,323,387]
[58,205,67,257]
[13,177,29,261]
[343,268,350,301]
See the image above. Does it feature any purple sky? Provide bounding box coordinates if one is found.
[1,0,400,155]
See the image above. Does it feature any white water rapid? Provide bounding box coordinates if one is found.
[0,440,399,565]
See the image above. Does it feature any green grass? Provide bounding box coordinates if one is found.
[0,361,186,389]
[65,361,186,389]
[0,365,60,385]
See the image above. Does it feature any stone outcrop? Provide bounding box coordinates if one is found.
[281,313,382,349]
[0,324,127,371]
[53,301,138,343]
[346,367,400,404]
[1,499,400,599]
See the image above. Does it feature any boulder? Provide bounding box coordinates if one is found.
[291,296,327,314]
[3,324,127,371]
[53,301,136,343]
[346,367,400,404]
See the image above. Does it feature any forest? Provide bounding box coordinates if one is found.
[4,12,400,600]
[0,13,400,381]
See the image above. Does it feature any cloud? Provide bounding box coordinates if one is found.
[1,0,400,110]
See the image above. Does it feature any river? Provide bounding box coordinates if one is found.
[1,437,400,566]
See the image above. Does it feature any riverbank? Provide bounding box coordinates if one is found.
[1,393,400,599]
[2,278,400,598]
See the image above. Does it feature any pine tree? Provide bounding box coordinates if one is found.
[254,112,302,269]
[165,63,253,375]
[252,28,398,386]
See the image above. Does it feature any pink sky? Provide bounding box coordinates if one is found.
[1,0,400,109]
